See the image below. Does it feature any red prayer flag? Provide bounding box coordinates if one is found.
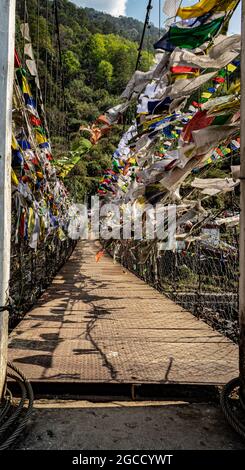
[14,49,21,68]
[192,101,202,108]
[19,212,25,238]
[95,250,105,263]
[171,66,199,74]
[182,110,214,143]
[213,77,225,83]
[29,115,42,127]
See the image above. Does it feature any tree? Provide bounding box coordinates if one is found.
[97,60,113,87]
[63,50,80,78]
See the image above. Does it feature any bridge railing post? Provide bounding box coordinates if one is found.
[0,0,16,399]
[240,0,245,400]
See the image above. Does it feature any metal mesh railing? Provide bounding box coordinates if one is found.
[106,238,239,343]
[9,226,76,331]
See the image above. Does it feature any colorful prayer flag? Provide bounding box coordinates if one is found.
[154,17,224,52]
[177,0,237,20]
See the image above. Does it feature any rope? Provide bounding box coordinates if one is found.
[220,378,245,440]
[0,362,34,450]
[54,0,68,140]
[44,0,49,113]
[36,0,40,106]
[48,1,56,134]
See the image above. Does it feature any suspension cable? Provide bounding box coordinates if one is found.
[54,0,69,141]
[35,0,40,106]
[220,378,245,440]
[159,0,161,38]
[48,1,56,134]
[44,0,49,114]
[135,0,153,71]
[54,0,66,107]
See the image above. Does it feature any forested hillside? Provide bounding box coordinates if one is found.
[15,0,155,199]
[82,6,161,44]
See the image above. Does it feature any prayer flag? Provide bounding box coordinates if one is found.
[154,17,224,52]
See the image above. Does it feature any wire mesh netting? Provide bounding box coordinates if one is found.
[9,210,76,331]
[107,230,239,343]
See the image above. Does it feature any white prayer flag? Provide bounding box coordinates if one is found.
[163,0,181,18]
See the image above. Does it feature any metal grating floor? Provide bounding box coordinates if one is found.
[8,240,238,387]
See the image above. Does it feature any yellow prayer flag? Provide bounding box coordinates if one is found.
[227,63,237,73]
[201,92,213,99]
[57,227,67,242]
[172,74,191,82]
[137,197,146,206]
[35,130,47,145]
[11,169,19,186]
[22,76,32,96]
[177,0,237,20]
[12,135,19,150]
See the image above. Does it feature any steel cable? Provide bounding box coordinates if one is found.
[0,362,34,451]
[220,378,245,440]
[136,0,153,70]
[0,390,12,422]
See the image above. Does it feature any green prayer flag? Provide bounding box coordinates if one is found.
[170,17,224,49]
[154,17,224,51]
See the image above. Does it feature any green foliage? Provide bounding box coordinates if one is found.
[82,7,161,45]
[85,32,154,93]
[63,50,81,77]
[71,137,92,156]
[97,60,113,87]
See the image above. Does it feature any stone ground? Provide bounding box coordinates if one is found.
[13,400,245,450]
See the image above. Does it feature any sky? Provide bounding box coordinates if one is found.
[72,0,241,34]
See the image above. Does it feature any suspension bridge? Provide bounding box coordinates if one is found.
[7,239,238,395]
